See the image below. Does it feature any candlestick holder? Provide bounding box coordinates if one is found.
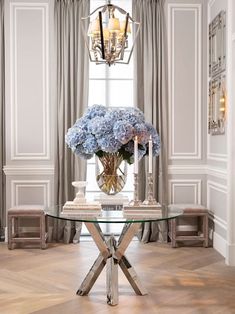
[128,173,141,206]
[72,181,87,204]
[142,173,158,205]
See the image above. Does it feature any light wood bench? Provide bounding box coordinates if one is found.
[7,206,47,249]
[168,204,209,248]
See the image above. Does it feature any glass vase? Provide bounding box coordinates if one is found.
[95,152,127,195]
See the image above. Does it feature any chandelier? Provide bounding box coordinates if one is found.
[81,1,140,66]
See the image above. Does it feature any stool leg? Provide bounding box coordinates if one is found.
[40,215,47,249]
[8,215,13,250]
[203,215,209,248]
[171,219,177,248]
[14,217,19,238]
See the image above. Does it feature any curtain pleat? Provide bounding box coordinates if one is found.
[0,0,5,240]
[51,0,89,243]
[133,0,168,243]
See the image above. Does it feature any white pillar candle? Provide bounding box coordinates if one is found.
[149,135,153,173]
[134,136,138,174]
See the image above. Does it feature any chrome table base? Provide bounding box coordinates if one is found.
[77,222,147,306]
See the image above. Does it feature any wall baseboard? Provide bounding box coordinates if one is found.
[226,244,235,266]
[213,231,226,257]
[5,227,7,243]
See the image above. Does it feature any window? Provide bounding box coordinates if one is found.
[83,0,134,235]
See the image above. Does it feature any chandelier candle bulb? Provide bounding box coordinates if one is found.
[134,136,138,174]
[91,18,100,34]
[108,18,120,32]
[149,135,153,173]
[120,20,131,34]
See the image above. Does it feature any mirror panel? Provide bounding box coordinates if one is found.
[208,74,226,135]
[209,11,226,77]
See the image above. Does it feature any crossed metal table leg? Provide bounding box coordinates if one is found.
[77,222,147,306]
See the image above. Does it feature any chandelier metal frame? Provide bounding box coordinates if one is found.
[81,1,140,66]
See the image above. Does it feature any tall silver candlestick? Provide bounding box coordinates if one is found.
[129,173,141,206]
[143,172,157,205]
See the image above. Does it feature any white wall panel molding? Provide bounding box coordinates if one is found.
[207,146,228,162]
[168,179,202,204]
[207,180,227,203]
[168,164,227,180]
[168,3,202,160]
[10,180,50,207]
[3,165,54,176]
[168,164,206,175]
[207,180,227,224]
[207,166,227,180]
[209,212,227,230]
[10,2,50,160]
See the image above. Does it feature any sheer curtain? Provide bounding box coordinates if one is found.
[0,0,5,240]
[133,0,168,242]
[52,0,89,243]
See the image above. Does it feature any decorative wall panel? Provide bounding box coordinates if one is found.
[168,4,202,159]
[11,180,50,207]
[10,2,49,160]
[168,179,202,204]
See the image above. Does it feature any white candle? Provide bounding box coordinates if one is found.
[134,136,138,174]
[149,135,153,173]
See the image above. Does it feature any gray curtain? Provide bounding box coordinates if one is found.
[0,0,5,240]
[133,0,168,242]
[52,0,89,243]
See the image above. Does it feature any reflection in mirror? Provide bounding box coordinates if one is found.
[208,74,226,135]
[209,11,226,77]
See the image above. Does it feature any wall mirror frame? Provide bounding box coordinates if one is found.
[208,10,226,135]
[209,10,226,77]
[208,74,226,135]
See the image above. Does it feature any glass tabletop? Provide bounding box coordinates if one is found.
[45,205,183,224]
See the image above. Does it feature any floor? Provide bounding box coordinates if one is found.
[0,240,235,314]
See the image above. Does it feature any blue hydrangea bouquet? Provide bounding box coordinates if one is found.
[65,105,160,194]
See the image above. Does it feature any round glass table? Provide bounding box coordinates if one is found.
[45,205,182,306]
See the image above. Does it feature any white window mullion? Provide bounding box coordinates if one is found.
[105,63,109,107]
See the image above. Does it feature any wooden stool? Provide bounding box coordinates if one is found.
[8,206,47,249]
[168,204,209,248]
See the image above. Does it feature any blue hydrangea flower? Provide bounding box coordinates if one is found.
[74,117,90,131]
[113,120,134,144]
[88,116,112,138]
[65,105,161,162]
[83,135,98,154]
[65,127,86,148]
[105,109,125,122]
[124,107,145,125]
[152,134,161,156]
[86,104,107,119]
[97,134,122,153]
[134,123,148,145]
